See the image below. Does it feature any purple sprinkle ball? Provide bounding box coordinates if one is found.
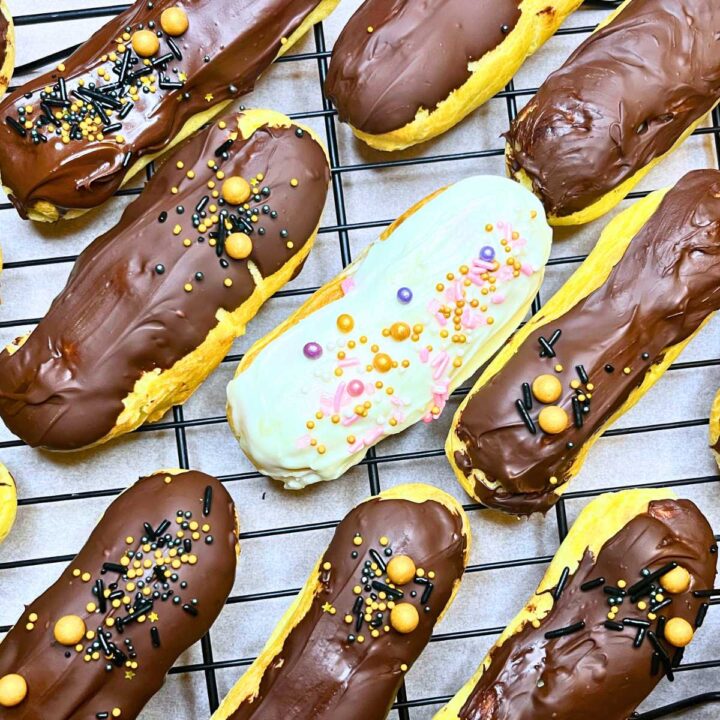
[303,342,323,359]
[480,245,495,261]
[397,287,413,304]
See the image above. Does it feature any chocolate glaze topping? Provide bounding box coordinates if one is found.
[454,170,720,514]
[0,112,329,450]
[0,0,327,217]
[225,496,467,719]
[0,10,8,80]
[0,470,238,719]
[325,0,521,135]
[506,0,720,217]
[458,499,717,719]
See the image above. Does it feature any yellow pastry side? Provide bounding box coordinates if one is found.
[19,0,339,223]
[433,488,674,718]
[4,110,329,452]
[708,389,720,468]
[211,483,471,720]
[0,462,17,544]
[349,0,583,152]
[505,0,720,226]
[0,0,15,98]
[447,188,714,508]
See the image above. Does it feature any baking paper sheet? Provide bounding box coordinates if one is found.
[1,1,719,718]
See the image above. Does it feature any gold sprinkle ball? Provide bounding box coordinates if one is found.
[538,405,568,434]
[532,374,562,404]
[54,614,87,646]
[131,29,160,58]
[664,617,694,647]
[390,603,420,634]
[390,322,411,342]
[225,233,253,260]
[222,176,251,205]
[337,314,354,333]
[160,6,190,36]
[660,566,692,595]
[0,674,27,707]
[387,555,416,585]
[373,353,393,373]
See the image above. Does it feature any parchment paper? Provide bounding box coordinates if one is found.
[0,1,718,718]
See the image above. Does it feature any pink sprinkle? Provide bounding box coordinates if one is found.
[467,273,484,286]
[427,298,441,313]
[431,351,448,368]
[338,358,360,368]
[333,382,346,413]
[472,259,496,272]
[434,312,448,327]
[419,347,430,363]
[364,426,384,445]
[348,440,364,454]
[296,434,312,449]
[319,394,335,412]
[432,353,449,380]
[341,277,356,294]
[390,395,404,407]
[491,293,506,304]
[342,414,361,426]
[521,263,534,276]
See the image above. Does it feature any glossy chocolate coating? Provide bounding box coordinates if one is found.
[0,113,330,450]
[454,170,720,514]
[0,470,238,719]
[0,11,8,77]
[226,496,467,719]
[506,0,720,217]
[325,0,520,135]
[458,499,717,719]
[0,0,327,217]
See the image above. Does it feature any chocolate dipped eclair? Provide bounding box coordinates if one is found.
[227,176,551,489]
[435,490,718,720]
[0,469,238,716]
[213,483,470,720]
[506,0,720,225]
[0,462,17,544]
[325,0,583,152]
[449,169,720,515]
[0,0,337,222]
[0,109,330,451]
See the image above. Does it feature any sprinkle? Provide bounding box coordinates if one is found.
[421,582,434,605]
[580,577,605,591]
[648,631,674,680]
[604,621,624,631]
[575,365,588,383]
[650,598,672,614]
[369,549,387,573]
[521,382,532,410]
[150,627,160,647]
[103,563,127,575]
[623,618,650,628]
[553,567,570,600]
[6,116,27,137]
[695,603,709,628]
[95,580,107,613]
[539,329,561,357]
[182,603,198,617]
[203,486,213,516]
[693,588,720,597]
[634,626,647,648]
[628,562,678,600]
[371,581,404,600]
[572,396,583,428]
[544,620,585,639]
[515,399,536,434]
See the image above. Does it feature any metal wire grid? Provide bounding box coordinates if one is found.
[0,2,719,719]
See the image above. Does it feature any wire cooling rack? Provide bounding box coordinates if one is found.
[0,0,720,720]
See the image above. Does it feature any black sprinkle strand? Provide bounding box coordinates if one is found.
[522,382,532,410]
[544,620,585,639]
[580,577,604,591]
[203,485,213,516]
[553,567,570,600]
[515,399,536,434]
[695,603,709,628]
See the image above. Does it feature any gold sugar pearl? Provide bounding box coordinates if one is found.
[664,617,694,648]
[0,674,27,708]
[538,405,568,434]
[131,30,160,58]
[390,322,411,342]
[222,176,251,205]
[54,615,87,646]
[660,566,691,595]
[353,534,363,546]
[387,555,416,585]
[390,603,419,634]
[373,353,392,373]
[337,314,354,333]
[225,232,253,260]
[532,374,562,404]
[224,278,233,288]
[160,6,189,36]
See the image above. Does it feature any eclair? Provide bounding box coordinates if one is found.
[506,0,720,225]
[213,483,470,720]
[0,462,17,544]
[227,175,551,489]
[0,0,338,221]
[0,109,330,451]
[0,469,238,716]
[449,169,720,515]
[0,0,13,98]
[325,0,582,151]
[435,489,718,720]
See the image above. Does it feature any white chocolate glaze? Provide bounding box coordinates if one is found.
[227,176,552,488]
